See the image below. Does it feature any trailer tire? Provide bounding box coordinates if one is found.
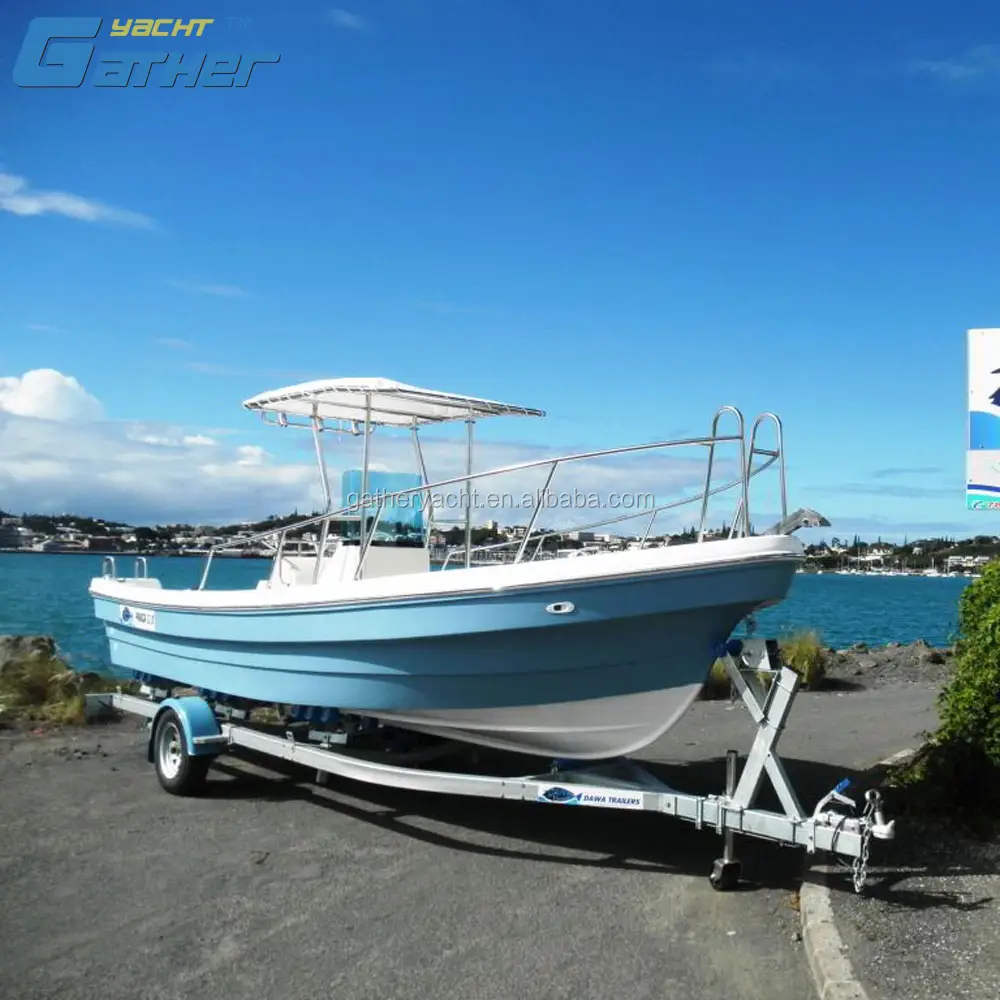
[153,708,210,796]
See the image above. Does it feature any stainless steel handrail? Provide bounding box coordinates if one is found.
[195,407,788,589]
[698,406,746,542]
[196,426,747,589]
[439,448,780,569]
[748,412,787,526]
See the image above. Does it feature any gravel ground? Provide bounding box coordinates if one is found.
[818,640,998,1000]
[829,820,1000,1000]
[0,712,816,1000]
[707,639,1000,1000]
[820,641,956,691]
[0,641,986,1000]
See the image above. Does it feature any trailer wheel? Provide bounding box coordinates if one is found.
[153,708,210,796]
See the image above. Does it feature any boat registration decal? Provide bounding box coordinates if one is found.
[537,784,644,810]
[120,605,157,631]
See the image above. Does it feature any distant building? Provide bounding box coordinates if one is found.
[84,536,118,551]
[0,523,27,548]
[34,539,76,552]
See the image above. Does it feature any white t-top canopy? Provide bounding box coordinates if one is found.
[242,377,545,427]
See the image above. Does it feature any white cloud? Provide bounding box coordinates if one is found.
[131,433,174,447]
[0,173,154,229]
[165,279,248,298]
[236,444,267,466]
[0,370,980,542]
[908,45,1000,83]
[0,375,322,524]
[154,337,193,351]
[0,369,740,531]
[328,8,369,30]
[121,426,222,452]
[0,369,103,421]
[324,431,738,535]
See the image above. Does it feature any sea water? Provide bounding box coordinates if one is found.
[0,553,972,673]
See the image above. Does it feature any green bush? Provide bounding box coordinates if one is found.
[936,560,1000,767]
[778,630,826,687]
[887,558,1000,831]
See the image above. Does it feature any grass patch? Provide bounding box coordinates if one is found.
[249,705,284,724]
[700,630,827,700]
[779,630,826,688]
[0,652,137,726]
[702,658,732,699]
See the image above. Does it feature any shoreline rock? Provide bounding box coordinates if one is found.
[702,638,956,699]
[816,639,955,689]
[0,635,115,733]
[0,634,61,677]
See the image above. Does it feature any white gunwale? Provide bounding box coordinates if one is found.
[89,534,804,612]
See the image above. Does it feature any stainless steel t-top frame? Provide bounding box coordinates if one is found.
[195,379,791,590]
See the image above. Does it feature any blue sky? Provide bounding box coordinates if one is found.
[1,0,999,539]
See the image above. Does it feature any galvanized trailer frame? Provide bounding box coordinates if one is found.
[85,638,895,893]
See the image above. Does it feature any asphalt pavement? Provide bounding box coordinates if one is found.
[0,682,940,1000]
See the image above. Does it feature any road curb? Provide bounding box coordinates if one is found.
[800,863,868,1000]
[800,748,917,1000]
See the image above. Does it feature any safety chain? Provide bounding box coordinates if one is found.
[851,791,879,893]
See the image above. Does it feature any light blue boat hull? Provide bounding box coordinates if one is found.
[92,558,796,715]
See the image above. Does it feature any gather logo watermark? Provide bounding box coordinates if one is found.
[345,489,658,512]
[13,16,279,89]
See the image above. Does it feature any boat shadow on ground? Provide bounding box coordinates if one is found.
[201,748,888,893]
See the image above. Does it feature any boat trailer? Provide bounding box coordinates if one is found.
[85,637,895,893]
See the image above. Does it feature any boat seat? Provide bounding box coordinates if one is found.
[262,545,430,588]
[317,545,361,584]
[315,545,428,583]
[359,545,431,579]
[260,546,361,589]
[267,555,323,588]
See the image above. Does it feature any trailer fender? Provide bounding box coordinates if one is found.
[147,696,227,762]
